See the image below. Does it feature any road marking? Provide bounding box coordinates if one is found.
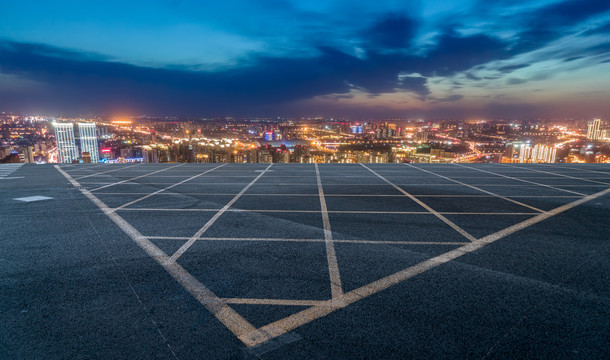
[57,163,610,348]
[54,165,267,347]
[94,191,583,199]
[361,164,477,242]
[241,185,610,347]
[403,164,546,213]
[223,298,328,306]
[168,164,274,262]
[147,236,469,245]
[14,195,54,202]
[88,164,184,191]
[112,164,227,211]
[115,208,537,215]
[0,163,24,178]
[454,164,587,196]
[497,164,610,186]
[74,163,141,180]
[541,165,610,175]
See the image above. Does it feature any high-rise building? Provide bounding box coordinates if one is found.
[586,118,607,141]
[78,122,99,163]
[518,144,557,163]
[53,122,78,163]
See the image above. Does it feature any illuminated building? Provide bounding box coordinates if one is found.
[586,118,607,141]
[53,122,78,163]
[518,144,557,163]
[77,123,99,163]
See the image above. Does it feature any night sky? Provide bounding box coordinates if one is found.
[1,0,609,118]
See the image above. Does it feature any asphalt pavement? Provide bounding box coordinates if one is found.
[1,163,609,359]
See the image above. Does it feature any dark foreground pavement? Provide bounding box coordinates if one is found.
[1,163,609,359]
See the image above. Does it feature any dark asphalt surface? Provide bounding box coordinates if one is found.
[1,163,609,359]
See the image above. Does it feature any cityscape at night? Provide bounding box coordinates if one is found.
[1,1,609,359]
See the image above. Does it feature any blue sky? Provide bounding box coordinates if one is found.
[1,0,609,118]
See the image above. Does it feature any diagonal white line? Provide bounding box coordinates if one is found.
[88,164,184,191]
[168,164,274,262]
[112,164,227,211]
[74,163,141,180]
[403,163,546,213]
[242,185,610,347]
[497,164,610,186]
[538,164,610,175]
[453,164,587,196]
[360,164,477,242]
[315,163,343,298]
[54,165,265,347]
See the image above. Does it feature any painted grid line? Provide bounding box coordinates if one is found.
[240,185,610,347]
[89,164,185,191]
[496,164,610,186]
[360,164,477,242]
[0,163,23,178]
[403,163,546,213]
[54,165,267,348]
[453,164,587,196]
[95,191,584,198]
[112,163,228,211]
[74,163,142,180]
[168,164,274,262]
[146,236,469,246]
[114,208,538,215]
[55,163,610,349]
[539,164,610,175]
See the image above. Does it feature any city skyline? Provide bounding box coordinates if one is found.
[1,0,609,118]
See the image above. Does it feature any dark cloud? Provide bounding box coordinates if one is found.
[364,14,418,49]
[419,30,510,76]
[510,0,610,54]
[2,0,609,116]
[497,63,530,73]
[0,28,514,114]
[430,94,463,103]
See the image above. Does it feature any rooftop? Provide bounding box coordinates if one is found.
[2,163,609,358]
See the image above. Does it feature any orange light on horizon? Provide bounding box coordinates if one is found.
[111,120,132,125]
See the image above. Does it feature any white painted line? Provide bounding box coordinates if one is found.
[317,163,344,298]
[454,164,587,196]
[223,298,328,306]
[147,236,469,246]
[115,208,537,215]
[543,165,610,175]
[404,164,546,213]
[242,185,610,347]
[14,195,54,202]
[0,163,24,178]
[74,163,141,180]
[93,191,583,199]
[497,164,610,186]
[112,164,228,211]
[89,164,184,191]
[168,164,274,262]
[54,165,267,348]
[360,164,477,242]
